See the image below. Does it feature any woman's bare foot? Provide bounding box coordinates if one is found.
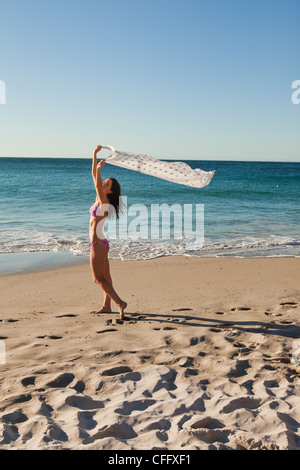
[118,301,127,320]
[96,306,112,314]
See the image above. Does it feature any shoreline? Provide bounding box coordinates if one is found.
[0,250,299,277]
[1,256,299,450]
[0,251,88,276]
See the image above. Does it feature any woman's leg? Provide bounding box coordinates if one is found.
[90,244,127,318]
[99,254,113,312]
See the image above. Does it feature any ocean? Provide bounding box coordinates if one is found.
[0,157,299,274]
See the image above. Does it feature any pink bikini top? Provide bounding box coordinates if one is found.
[89,200,108,218]
[89,200,98,217]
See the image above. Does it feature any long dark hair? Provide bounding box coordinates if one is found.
[107,178,121,219]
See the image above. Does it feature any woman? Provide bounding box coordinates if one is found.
[90,145,127,319]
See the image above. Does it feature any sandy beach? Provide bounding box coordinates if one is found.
[0,256,300,450]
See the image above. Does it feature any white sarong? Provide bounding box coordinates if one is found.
[102,146,215,189]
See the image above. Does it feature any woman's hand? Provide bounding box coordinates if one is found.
[92,146,103,180]
[97,159,106,168]
[94,145,102,154]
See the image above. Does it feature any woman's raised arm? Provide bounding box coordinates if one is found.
[92,145,102,181]
[95,160,107,203]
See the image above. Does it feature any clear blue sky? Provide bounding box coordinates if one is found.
[0,0,299,161]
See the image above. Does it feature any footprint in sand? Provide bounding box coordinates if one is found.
[2,410,28,424]
[55,314,77,318]
[264,379,279,389]
[38,400,54,417]
[73,380,86,393]
[221,397,261,414]
[231,307,251,311]
[265,310,282,317]
[156,430,169,442]
[172,308,193,312]
[229,359,251,378]
[21,376,36,387]
[0,423,20,445]
[276,320,295,325]
[0,393,32,412]
[153,326,177,331]
[101,366,133,376]
[232,342,256,356]
[241,379,254,395]
[144,418,171,432]
[152,368,177,393]
[82,422,137,444]
[46,422,68,442]
[191,416,225,430]
[115,399,156,416]
[280,302,298,307]
[36,335,63,340]
[66,395,104,410]
[266,302,298,318]
[178,356,194,368]
[46,373,75,388]
[187,416,229,444]
[77,411,97,430]
[96,328,118,334]
[184,368,198,377]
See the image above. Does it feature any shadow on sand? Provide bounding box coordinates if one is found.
[123,310,300,339]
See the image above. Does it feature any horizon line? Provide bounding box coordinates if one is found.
[0,155,299,164]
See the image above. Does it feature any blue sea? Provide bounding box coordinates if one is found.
[0,157,299,274]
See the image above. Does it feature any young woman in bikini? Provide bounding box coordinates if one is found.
[90,145,127,319]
